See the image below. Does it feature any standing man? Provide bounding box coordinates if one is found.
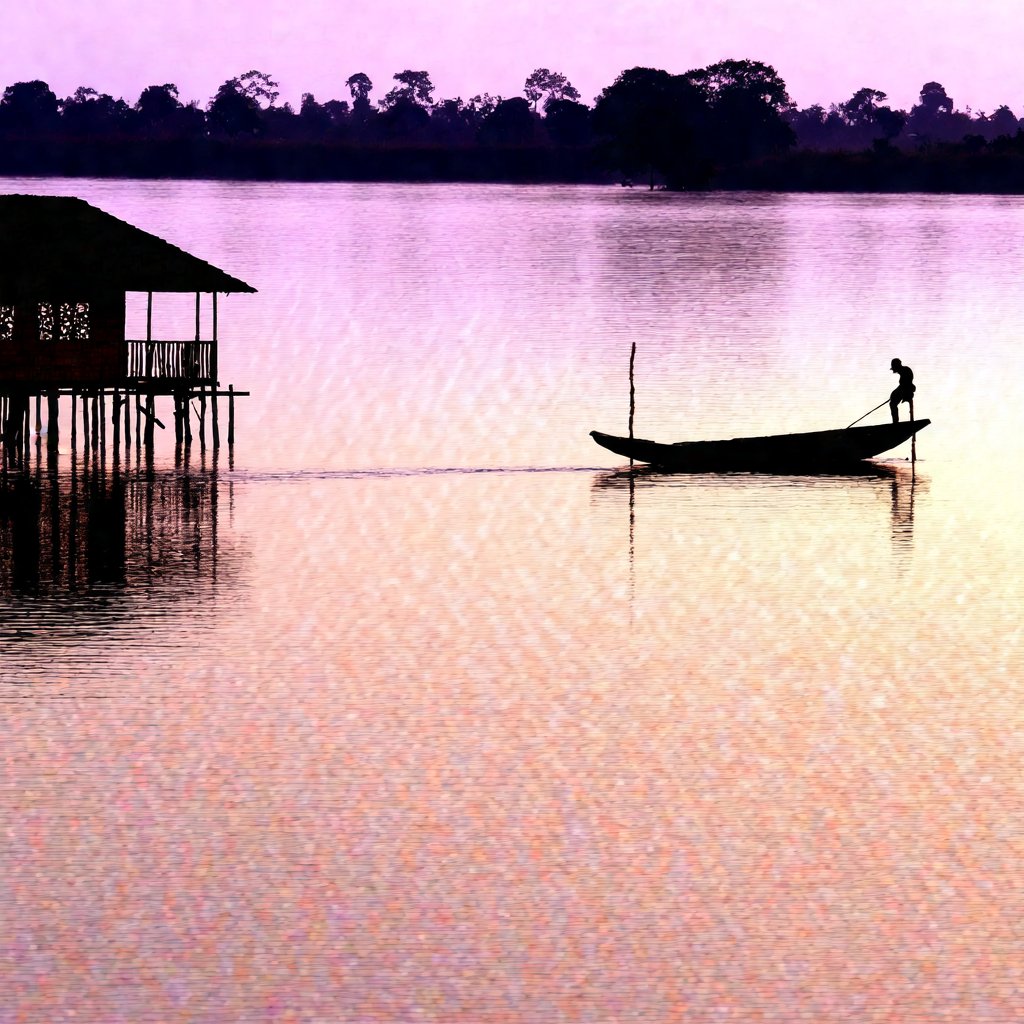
[889,358,916,422]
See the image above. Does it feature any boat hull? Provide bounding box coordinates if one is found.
[590,420,930,472]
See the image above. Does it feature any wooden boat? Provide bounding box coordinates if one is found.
[590,419,930,472]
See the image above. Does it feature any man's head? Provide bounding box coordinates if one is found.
[891,358,902,372]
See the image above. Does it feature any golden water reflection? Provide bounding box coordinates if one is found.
[9,466,1021,1022]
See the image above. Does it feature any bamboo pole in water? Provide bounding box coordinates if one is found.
[628,341,636,468]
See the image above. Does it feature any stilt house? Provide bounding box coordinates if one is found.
[0,193,254,395]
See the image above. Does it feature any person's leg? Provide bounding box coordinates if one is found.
[889,391,900,423]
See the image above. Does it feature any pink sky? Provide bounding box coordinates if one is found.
[8,0,1022,115]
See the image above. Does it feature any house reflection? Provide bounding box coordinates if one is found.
[0,453,236,597]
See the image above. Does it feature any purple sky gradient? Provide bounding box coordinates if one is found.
[9,0,1023,115]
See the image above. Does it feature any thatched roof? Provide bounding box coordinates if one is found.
[0,194,256,300]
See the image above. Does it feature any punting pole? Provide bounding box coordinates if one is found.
[846,399,888,429]
[628,341,636,467]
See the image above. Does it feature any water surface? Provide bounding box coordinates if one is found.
[3,181,1024,1022]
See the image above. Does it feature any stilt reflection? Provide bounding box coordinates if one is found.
[0,453,236,598]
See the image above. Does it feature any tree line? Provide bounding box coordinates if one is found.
[2,63,1024,190]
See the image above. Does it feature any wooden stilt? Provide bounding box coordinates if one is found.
[910,397,916,464]
[34,394,42,439]
[82,392,90,451]
[47,392,59,452]
[124,388,131,446]
[199,389,206,449]
[71,392,77,450]
[228,385,235,446]
[212,391,220,447]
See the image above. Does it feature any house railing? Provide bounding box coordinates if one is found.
[126,340,214,381]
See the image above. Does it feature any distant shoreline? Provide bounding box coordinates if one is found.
[5,140,1024,195]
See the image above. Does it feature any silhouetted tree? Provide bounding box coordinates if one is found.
[907,81,965,142]
[136,83,180,122]
[345,73,375,134]
[544,99,592,147]
[375,97,431,140]
[430,98,477,145]
[381,71,434,110]
[982,105,1021,140]
[685,59,794,164]
[523,69,581,112]
[134,83,200,138]
[207,79,263,137]
[235,70,280,108]
[0,80,60,135]
[298,93,332,137]
[60,87,130,138]
[685,59,791,109]
[593,67,709,187]
[478,97,539,146]
[468,94,501,122]
[786,103,841,149]
[874,106,907,144]
[346,73,373,104]
[840,87,887,127]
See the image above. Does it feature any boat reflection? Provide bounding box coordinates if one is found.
[0,452,239,598]
[591,458,924,571]
[592,460,909,488]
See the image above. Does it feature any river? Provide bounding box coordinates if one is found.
[3,180,1024,1022]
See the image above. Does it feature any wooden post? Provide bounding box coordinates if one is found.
[124,388,131,446]
[211,292,218,379]
[628,341,636,467]
[910,397,916,464]
[212,293,220,447]
[146,291,154,381]
[47,392,59,452]
[34,394,41,439]
[199,389,207,449]
[82,391,90,451]
[228,385,235,446]
[193,291,201,384]
[113,391,121,453]
[71,392,77,450]
[174,394,183,445]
